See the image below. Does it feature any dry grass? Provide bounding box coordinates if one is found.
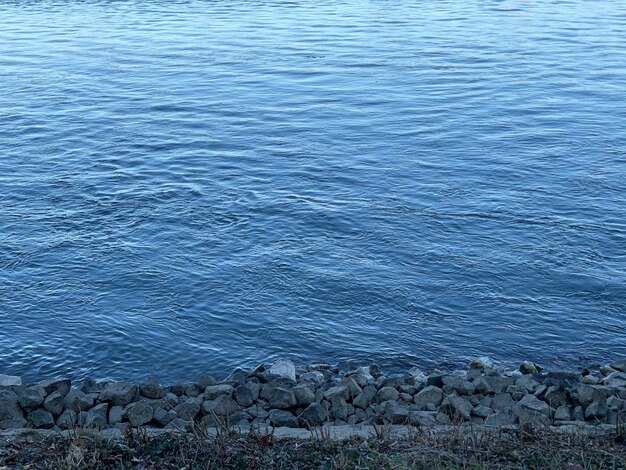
[1,424,625,469]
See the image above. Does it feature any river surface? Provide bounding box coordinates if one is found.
[1,0,625,382]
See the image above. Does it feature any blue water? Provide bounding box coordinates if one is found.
[1,0,625,383]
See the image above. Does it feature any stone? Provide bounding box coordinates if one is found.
[516,375,540,392]
[165,418,193,432]
[554,405,571,421]
[574,385,612,407]
[299,371,325,383]
[267,387,297,409]
[204,384,234,400]
[43,391,65,417]
[17,386,46,410]
[175,397,201,420]
[163,392,180,408]
[57,409,77,429]
[154,408,176,426]
[543,386,568,408]
[470,356,495,370]
[324,385,349,401]
[572,405,585,421]
[602,372,626,388]
[491,393,515,411]
[520,362,540,374]
[39,378,71,397]
[63,389,94,412]
[268,359,296,381]
[185,384,202,398]
[385,403,410,424]
[292,385,315,407]
[85,403,109,429]
[514,394,551,416]
[376,387,399,403]
[0,418,27,429]
[0,390,24,422]
[435,411,451,424]
[441,394,472,421]
[234,385,254,407]
[340,378,362,398]
[426,374,444,388]
[474,376,512,395]
[585,399,608,420]
[353,392,372,410]
[0,375,22,387]
[408,366,427,383]
[472,405,493,418]
[409,411,437,426]
[329,397,348,421]
[140,379,162,399]
[100,383,138,407]
[485,411,516,426]
[607,396,624,410]
[123,400,153,427]
[269,410,298,427]
[381,376,407,389]
[413,386,443,409]
[298,403,327,426]
[198,375,216,390]
[442,376,475,396]
[224,368,249,385]
[203,395,240,416]
[109,406,124,425]
[610,359,626,373]
[27,409,55,429]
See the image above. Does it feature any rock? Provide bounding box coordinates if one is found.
[299,371,325,383]
[198,375,216,390]
[442,376,475,396]
[85,403,109,429]
[64,389,94,412]
[123,400,153,427]
[329,397,348,421]
[175,397,202,420]
[514,394,551,416]
[436,411,451,424]
[608,396,624,410]
[610,359,626,373]
[602,372,626,388]
[516,375,540,392]
[140,379,162,399]
[154,408,177,426]
[585,399,608,420]
[204,384,234,400]
[381,376,407,389]
[292,385,315,407]
[545,371,579,383]
[0,375,22,387]
[269,410,298,427]
[39,378,71,397]
[574,385,611,407]
[554,405,571,421]
[340,378,362,398]
[0,390,24,422]
[324,386,349,401]
[572,406,585,421]
[165,418,193,432]
[224,368,249,385]
[234,385,254,407]
[185,384,202,397]
[472,405,493,418]
[109,406,124,425]
[409,411,437,426]
[268,359,296,381]
[426,375,444,388]
[408,367,427,384]
[353,392,372,410]
[413,386,444,409]
[520,362,541,374]
[43,391,65,417]
[491,393,515,411]
[17,386,46,410]
[470,357,495,370]
[100,383,138,407]
[203,395,240,416]
[57,409,77,429]
[474,376,512,395]
[298,403,327,427]
[543,386,568,408]
[27,409,55,429]
[441,394,472,421]
[485,411,516,426]
[163,392,180,408]
[0,418,27,429]
[376,387,399,403]
[385,402,410,424]
[267,388,297,410]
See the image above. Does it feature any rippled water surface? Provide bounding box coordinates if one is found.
[1,0,625,382]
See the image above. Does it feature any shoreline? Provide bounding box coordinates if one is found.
[2,358,626,433]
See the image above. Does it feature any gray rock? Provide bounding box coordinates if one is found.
[43,391,65,417]
[185,383,202,398]
[100,383,138,407]
[27,409,55,429]
[175,397,201,420]
[329,397,348,421]
[353,391,372,410]
[426,375,444,388]
[485,411,516,426]
[267,387,297,409]
[543,386,568,408]
[585,399,608,420]
[57,409,77,429]
[607,396,624,410]
[0,375,22,387]
[324,385,349,401]
[519,362,540,374]
[413,386,443,409]
[516,375,540,392]
[85,403,109,429]
[165,418,193,432]
[572,405,585,421]
[299,371,325,383]
[442,376,475,396]
[0,418,27,429]
[64,389,94,412]
[610,359,626,373]
[39,378,71,397]
[140,379,162,399]
[376,387,399,403]
[472,405,493,418]
[154,408,177,426]
[163,392,180,408]
[269,410,298,427]
[0,390,24,422]
[292,385,315,407]
[204,384,234,400]
[435,411,451,424]
[554,405,571,421]
[385,402,410,424]
[441,394,472,421]
[268,359,296,381]
[203,395,240,416]
[198,375,216,390]
[408,366,428,383]
[18,386,46,410]
[602,372,626,388]
[514,394,551,416]
[234,385,254,407]
[123,400,153,427]
[574,385,612,407]
[109,406,124,425]
[340,377,362,398]
[298,403,327,426]
[409,411,437,426]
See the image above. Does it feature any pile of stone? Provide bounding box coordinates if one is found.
[2,358,626,432]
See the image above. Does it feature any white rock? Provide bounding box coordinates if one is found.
[269,359,296,381]
[356,367,374,381]
[0,375,22,386]
[408,367,427,383]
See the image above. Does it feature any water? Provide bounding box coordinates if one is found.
[1,0,625,383]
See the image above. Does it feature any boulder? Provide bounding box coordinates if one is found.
[39,378,71,397]
[203,395,240,416]
[123,401,153,427]
[441,394,472,421]
[610,359,626,373]
[490,393,515,411]
[100,383,138,407]
[409,411,437,426]
[43,391,65,417]
[140,379,162,399]
[516,375,540,393]
[328,397,348,421]
[376,387,399,403]
[471,405,492,418]
[154,408,177,426]
[174,397,202,421]
[64,389,94,412]
[269,410,298,427]
[324,385,349,401]
[602,372,626,388]
[0,418,27,429]
[57,409,77,429]
[442,376,475,396]
[554,405,571,421]
[198,375,216,390]
[292,385,315,407]
[413,386,443,409]
[574,385,612,407]
[85,403,109,429]
[485,411,516,426]
[234,385,254,407]
[268,359,296,381]
[109,406,124,425]
[165,418,193,432]
[0,375,22,387]
[299,371,325,383]
[27,409,55,429]
[267,387,297,409]
[204,384,234,400]
[17,386,46,410]
[0,390,24,422]
[585,399,608,420]
[298,403,327,426]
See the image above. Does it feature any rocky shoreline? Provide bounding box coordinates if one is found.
[2,358,626,433]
